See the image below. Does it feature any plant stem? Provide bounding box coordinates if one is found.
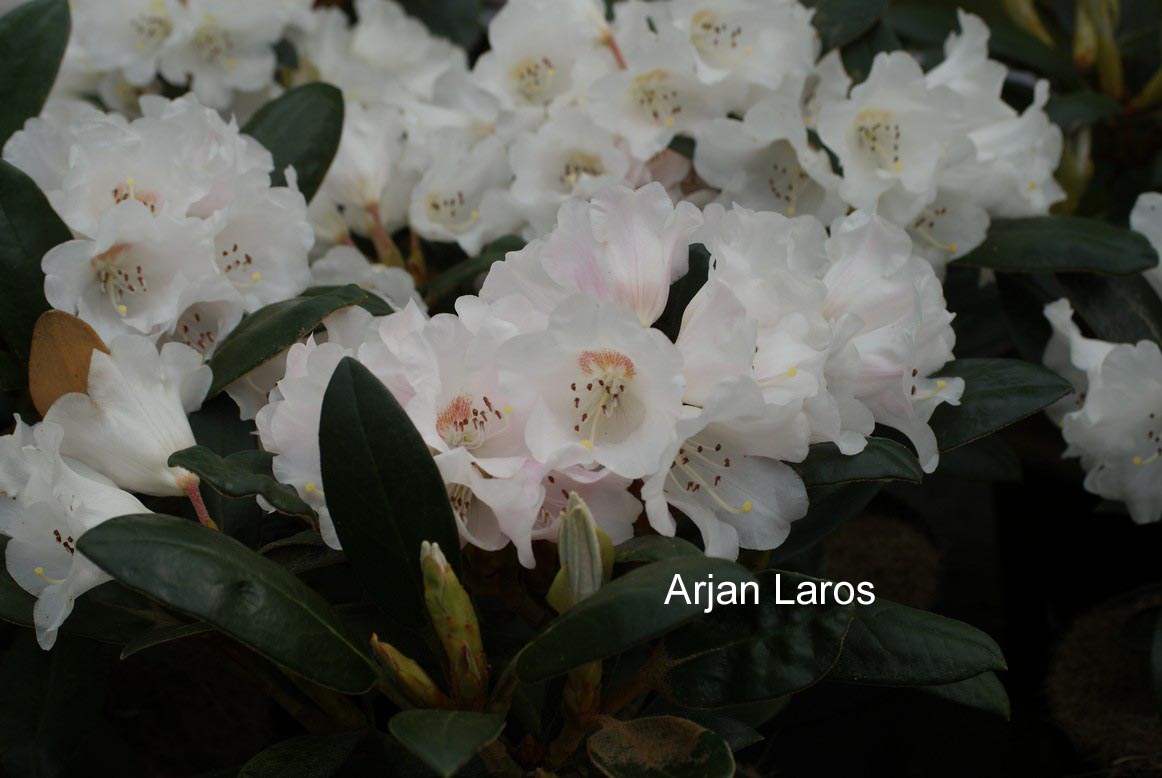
[183,479,218,531]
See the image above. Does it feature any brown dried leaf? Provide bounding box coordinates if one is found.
[28,310,108,416]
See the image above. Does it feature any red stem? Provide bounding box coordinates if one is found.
[604,31,628,70]
[184,479,218,531]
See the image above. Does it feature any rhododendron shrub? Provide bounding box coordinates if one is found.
[0,0,1159,775]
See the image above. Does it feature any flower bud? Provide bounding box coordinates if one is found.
[547,493,615,613]
[1130,68,1162,113]
[1073,3,1098,72]
[370,634,446,709]
[421,541,488,705]
[1083,0,1124,101]
[1003,0,1055,47]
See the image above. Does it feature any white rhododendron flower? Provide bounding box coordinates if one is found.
[1044,300,1162,524]
[0,421,151,650]
[310,246,424,312]
[43,336,211,497]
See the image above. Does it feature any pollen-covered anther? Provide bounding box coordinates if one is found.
[855,109,903,172]
[425,190,480,233]
[633,70,684,128]
[92,243,147,317]
[668,436,752,515]
[436,394,510,450]
[510,56,558,103]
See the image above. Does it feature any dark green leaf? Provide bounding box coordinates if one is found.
[936,435,1022,483]
[793,438,923,488]
[517,557,756,683]
[1045,92,1123,130]
[319,357,461,628]
[828,599,1006,686]
[0,351,23,392]
[0,160,69,363]
[658,571,853,707]
[929,358,1072,452]
[119,621,214,660]
[954,217,1158,275]
[78,515,376,693]
[242,83,344,202]
[0,0,70,144]
[207,284,369,396]
[995,272,1057,362]
[803,0,888,51]
[1057,272,1162,345]
[615,536,703,564]
[423,235,525,305]
[0,633,113,777]
[396,0,484,49]
[239,732,365,778]
[915,671,1011,719]
[169,446,316,519]
[587,717,734,778]
[769,482,882,565]
[302,285,394,316]
[188,393,264,546]
[388,710,504,778]
[841,21,902,83]
[654,244,710,342]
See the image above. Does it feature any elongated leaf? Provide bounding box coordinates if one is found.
[657,571,853,708]
[516,557,756,683]
[388,710,503,778]
[169,446,315,519]
[768,482,882,565]
[1057,272,1162,345]
[0,0,70,144]
[954,217,1157,275]
[0,351,22,392]
[794,438,923,488]
[0,161,69,363]
[396,0,484,49]
[188,393,264,546]
[423,235,525,305]
[78,515,376,693]
[1045,92,1123,130]
[302,285,394,316]
[615,536,703,564]
[239,733,365,778]
[936,435,1022,483]
[803,0,888,51]
[119,621,214,660]
[929,358,1071,452]
[828,599,1006,686]
[841,21,902,83]
[915,671,1010,719]
[207,284,368,396]
[587,717,734,778]
[242,83,344,202]
[319,357,461,628]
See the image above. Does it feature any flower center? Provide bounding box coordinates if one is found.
[92,244,147,317]
[559,151,604,190]
[855,109,902,172]
[633,70,683,128]
[193,15,237,68]
[910,206,959,254]
[219,242,263,287]
[690,9,750,67]
[1133,411,1161,467]
[436,394,511,450]
[425,190,480,233]
[131,3,173,55]
[174,309,218,354]
[448,482,475,521]
[765,141,815,217]
[667,435,753,515]
[510,56,557,103]
[111,177,160,214]
[570,349,636,447]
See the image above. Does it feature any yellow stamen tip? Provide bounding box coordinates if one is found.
[948,243,958,253]
[125,177,135,187]
[786,367,798,378]
[741,501,753,513]
[470,210,480,220]
[786,206,796,216]
[250,271,262,282]
[1027,182,1037,191]
[503,405,513,415]
[304,482,317,493]
[226,58,238,69]
[116,304,128,316]
[664,117,676,127]
[1133,456,1144,466]
[580,439,594,450]
[34,566,44,576]
[936,379,948,389]
[893,163,902,172]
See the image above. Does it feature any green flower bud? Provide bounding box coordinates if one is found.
[370,634,447,709]
[1003,0,1055,48]
[421,541,488,706]
[547,493,615,613]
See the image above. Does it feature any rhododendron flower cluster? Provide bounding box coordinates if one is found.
[257,182,964,563]
[2,95,314,354]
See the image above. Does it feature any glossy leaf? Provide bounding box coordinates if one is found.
[614,536,703,564]
[803,0,888,51]
[1057,272,1162,345]
[0,161,69,363]
[169,446,315,519]
[396,0,484,49]
[587,717,734,778]
[388,710,504,778]
[916,671,1011,720]
[239,733,365,778]
[953,217,1157,275]
[302,285,394,316]
[0,0,71,144]
[936,436,1022,483]
[188,393,265,546]
[793,438,923,488]
[768,482,883,565]
[1045,92,1122,130]
[242,83,344,202]
[828,599,1006,686]
[119,621,214,660]
[929,358,1071,452]
[0,351,22,392]
[78,515,376,693]
[516,557,757,683]
[207,284,369,396]
[319,357,461,628]
[657,571,853,707]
